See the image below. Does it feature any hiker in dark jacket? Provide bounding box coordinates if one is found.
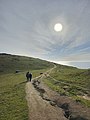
[26,72,29,81]
[29,73,32,82]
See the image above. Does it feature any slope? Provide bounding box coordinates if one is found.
[0,53,54,120]
[43,64,90,107]
[26,65,90,120]
[0,53,53,74]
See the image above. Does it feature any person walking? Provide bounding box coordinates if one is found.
[29,73,32,82]
[26,72,29,81]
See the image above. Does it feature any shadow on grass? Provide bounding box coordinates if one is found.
[19,81,28,85]
[14,81,28,88]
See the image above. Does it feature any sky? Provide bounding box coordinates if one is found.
[0,0,90,69]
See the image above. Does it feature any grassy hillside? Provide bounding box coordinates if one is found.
[0,73,28,120]
[0,53,90,120]
[0,53,54,74]
[0,53,54,120]
[43,64,90,107]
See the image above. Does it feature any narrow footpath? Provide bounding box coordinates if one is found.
[25,65,90,120]
[26,82,67,120]
[25,65,67,120]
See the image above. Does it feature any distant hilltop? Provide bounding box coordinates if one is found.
[0,53,12,55]
[0,53,54,74]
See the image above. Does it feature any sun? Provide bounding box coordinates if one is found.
[54,23,63,32]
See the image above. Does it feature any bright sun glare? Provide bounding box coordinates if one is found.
[54,23,63,32]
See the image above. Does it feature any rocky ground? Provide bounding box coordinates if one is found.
[26,67,90,120]
[26,82,67,120]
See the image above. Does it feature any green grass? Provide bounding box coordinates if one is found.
[50,65,90,92]
[0,53,90,119]
[0,53,54,74]
[0,53,54,120]
[0,68,50,120]
[43,64,90,107]
[74,96,90,107]
[0,73,28,120]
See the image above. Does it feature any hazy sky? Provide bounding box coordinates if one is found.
[0,0,90,68]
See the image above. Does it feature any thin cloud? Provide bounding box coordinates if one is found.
[0,0,90,68]
[59,53,90,62]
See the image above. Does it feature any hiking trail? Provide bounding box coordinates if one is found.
[25,64,90,120]
[25,65,67,120]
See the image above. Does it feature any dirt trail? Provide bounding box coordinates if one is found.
[26,65,67,120]
[25,65,90,120]
[26,82,67,120]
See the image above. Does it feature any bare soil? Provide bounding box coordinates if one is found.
[26,66,90,120]
[26,82,67,120]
